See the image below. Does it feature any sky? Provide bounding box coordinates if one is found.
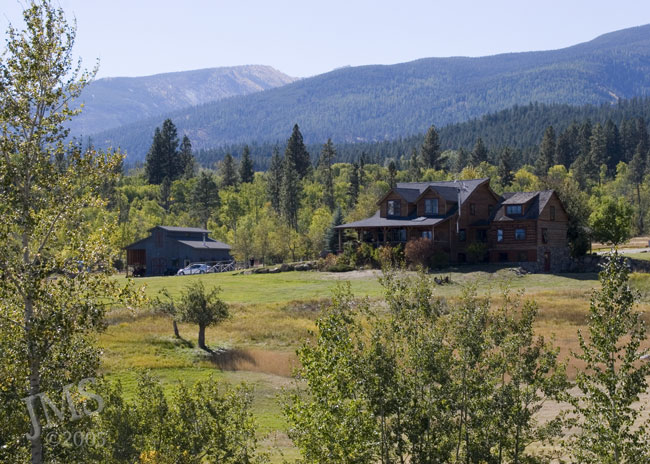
[2,0,650,80]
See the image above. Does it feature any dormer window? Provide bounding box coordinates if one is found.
[387,200,401,216]
[506,204,522,215]
[424,198,438,215]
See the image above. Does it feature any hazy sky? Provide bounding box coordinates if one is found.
[2,0,650,79]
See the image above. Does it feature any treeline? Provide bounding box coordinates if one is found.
[187,98,650,170]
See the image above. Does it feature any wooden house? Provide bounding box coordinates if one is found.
[335,178,570,272]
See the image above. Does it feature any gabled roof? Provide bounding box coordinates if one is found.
[177,239,231,250]
[150,225,209,233]
[396,178,490,204]
[336,210,450,229]
[493,190,556,221]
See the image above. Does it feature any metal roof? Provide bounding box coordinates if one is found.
[177,239,232,250]
[336,211,449,229]
[151,225,210,233]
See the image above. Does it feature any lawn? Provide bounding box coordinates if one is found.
[104,267,650,462]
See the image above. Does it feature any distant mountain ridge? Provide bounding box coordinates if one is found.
[71,65,297,135]
[88,24,650,161]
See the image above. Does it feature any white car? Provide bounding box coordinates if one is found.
[176,264,209,275]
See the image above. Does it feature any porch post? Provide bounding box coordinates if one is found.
[383,227,388,244]
[338,229,342,253]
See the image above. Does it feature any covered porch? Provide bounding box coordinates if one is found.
[335,213,451,252]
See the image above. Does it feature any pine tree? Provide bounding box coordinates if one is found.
[588,123,609,181]
[408,147,421,181]
[144,119,182,184]
[348,162,360,208]
[421,125,441,169]
[604,119,622,173]
[536,125,556,176]
[555,124,578,168]
[159,176,172,212]
[192,171,220,229]
[285,124,311,179]
[387,160,397,188]
[220,153,238,188]
[145,127,165,184]
[281,155,302,229]
[456,147,469,172]
[358,152,367,187]
[179,135,195,178]
[470,138,488,166]
[498,147,515,187]
[239,145,254,184]
[326,207,344,253]
[318,139,336,211]
[627,146,646,233]
[267,146,283,213]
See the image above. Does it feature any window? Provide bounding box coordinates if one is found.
[424,198,438,215]
[515,228,526,240]
[488,204,494,216]
[506,204,522,215]
[542,228,548,244]
[387,200,401,216]
[550,206,556,221]
[470,203,476,215]
[458,229,466,242]
[421,230,432,240]
[497,229,503,242]
[476,229,487,242]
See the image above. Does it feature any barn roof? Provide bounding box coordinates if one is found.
[177,239,232,250]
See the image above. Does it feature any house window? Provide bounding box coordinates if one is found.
[488,205,493,216]
[424,198,438,215]
[476,229,487,242]
[550,206,556,221]
[421,230,432,240]
[399,229,407,242]
[515,228,526,240]
[542,228,548,244]
[458,229,466,242]
[470,203,476,216]
[497,229,503,242]
[387,200,401,216]
[506,205,522,215]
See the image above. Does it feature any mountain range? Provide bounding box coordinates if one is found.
[82,24,650,162]
[71,65,296,135]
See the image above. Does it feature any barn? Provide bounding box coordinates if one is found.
[124,226,232,276]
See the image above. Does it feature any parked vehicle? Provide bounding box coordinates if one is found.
[176,263,209,275]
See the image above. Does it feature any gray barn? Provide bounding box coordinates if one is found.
[124,226,232,276]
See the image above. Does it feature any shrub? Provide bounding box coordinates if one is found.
[467,242,488,264]
[325,263,355,272]
[405,238,435,269]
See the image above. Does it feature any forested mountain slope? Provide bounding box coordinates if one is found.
[92,24,650,161]
[70,65,296,135]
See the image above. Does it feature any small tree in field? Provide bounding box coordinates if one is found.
[588,196,633,247]
[178,281,229,351]
[566,251,650,463]
[154,288,181,338]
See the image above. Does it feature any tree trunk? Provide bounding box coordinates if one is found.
[172,320,180,338]
[198,324,206,350]
[26,296,43,464]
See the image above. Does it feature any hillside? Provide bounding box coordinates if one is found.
[70,65,297,135]
[91,24,650,161]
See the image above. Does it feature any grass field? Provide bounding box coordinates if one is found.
[103,267,650,462]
